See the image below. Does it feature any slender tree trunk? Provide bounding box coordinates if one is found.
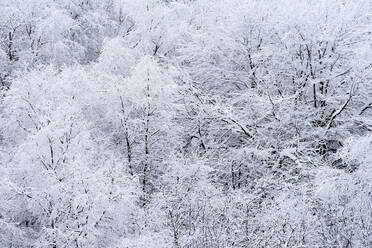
[313,83,317,108]
[120,96,133,175]
[142,83,151,197]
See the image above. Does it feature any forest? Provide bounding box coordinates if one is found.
[0,0,371,247]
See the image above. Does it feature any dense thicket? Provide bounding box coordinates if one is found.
[0,0,371,247]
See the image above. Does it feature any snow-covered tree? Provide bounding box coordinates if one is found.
[1,0,371,247]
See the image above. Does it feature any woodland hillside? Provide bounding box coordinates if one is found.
[0,0,372,247]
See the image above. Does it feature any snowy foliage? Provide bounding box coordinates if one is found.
[0,0,371,247]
